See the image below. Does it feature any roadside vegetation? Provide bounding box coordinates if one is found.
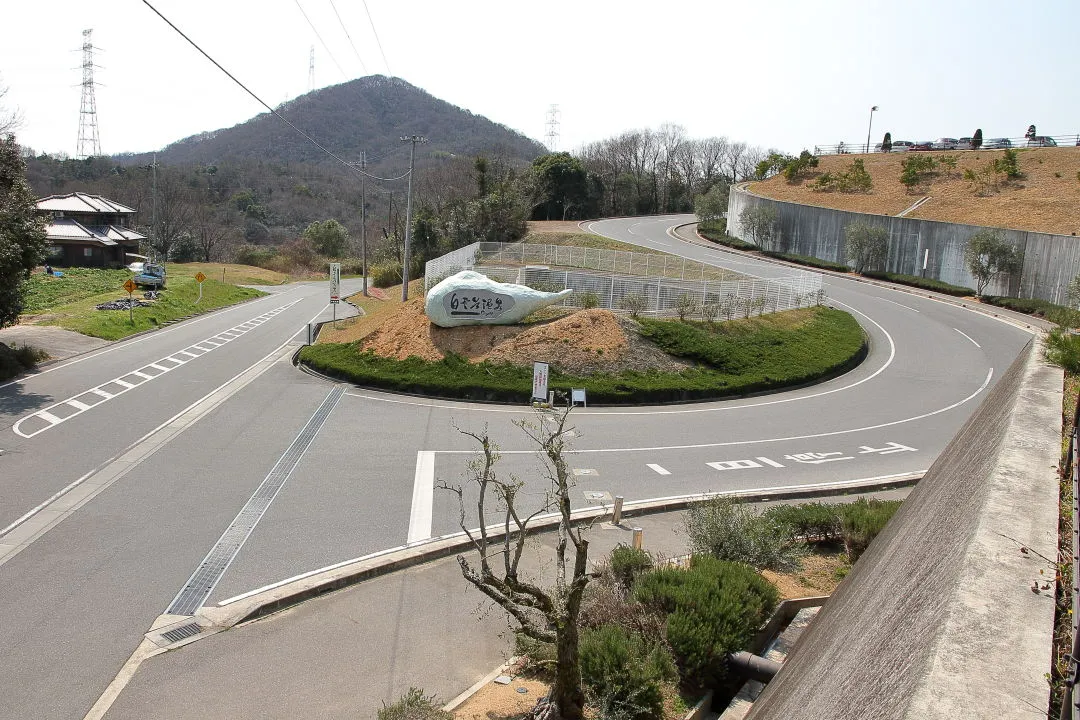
[300,305,865,405]
[0,342,49,382]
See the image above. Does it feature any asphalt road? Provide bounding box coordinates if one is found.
[0,216,1035,720]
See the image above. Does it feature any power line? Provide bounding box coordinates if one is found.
[76,29,102,158]
[362,0,392,76]
[140,0,409,183]
[292,0,349,82]
[329,0,367,75]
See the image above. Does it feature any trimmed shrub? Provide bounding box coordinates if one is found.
[698,226,754,251]
[981,295,1080,328]
[579,625,675,720]
[861,271,974,297]
[377,688,453,720]
[683,498,807,572]
[609,545,654,590]
[763,502,842,543]
[1045,328,1080,373]
[837,498,902,561]
[760,250,851,273]
[369,260,403,288]
[634,556,778,691]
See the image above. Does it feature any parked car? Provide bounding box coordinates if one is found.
[956,137,974,150]
[1026,136,1058,147]
[910,141,934,151]
[984,137,1013,149]
[890,140,914,152]
[133,263,167,289]
[932,138,959,150]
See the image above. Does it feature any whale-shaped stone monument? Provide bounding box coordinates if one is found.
[425,270,573,327]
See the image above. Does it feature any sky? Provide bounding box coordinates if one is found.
[1,0,1078,160]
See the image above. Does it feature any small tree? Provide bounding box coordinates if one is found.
[674,293,699,321]
[621,292,647,319]
[845,222,889,273]
[303,219,350,257]
[881,132,892,153]
[963,229,1023,296]
[738,205,779,250]
[972,128,983,150]
[0,133,48,328]
[439,408,595,720]
[693,183,728,226]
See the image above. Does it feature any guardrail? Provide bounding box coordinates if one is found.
[813,134,1080,156]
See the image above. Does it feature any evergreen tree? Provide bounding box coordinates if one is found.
[0,134,48,328]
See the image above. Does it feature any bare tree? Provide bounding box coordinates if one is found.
[697,136,729,188]
[0,75,22,135]
[192,203,234,262]
[439,407,595,720]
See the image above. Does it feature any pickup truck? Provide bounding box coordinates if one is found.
[133,263,167,289]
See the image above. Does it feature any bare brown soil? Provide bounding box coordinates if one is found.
[328,298,693,374]
[749,146,1080,236]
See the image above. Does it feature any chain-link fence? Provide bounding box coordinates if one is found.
[424,242,825,319]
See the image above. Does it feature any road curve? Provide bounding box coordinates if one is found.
[0,218,1035,720]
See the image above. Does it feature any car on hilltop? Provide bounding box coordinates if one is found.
[983,137,1013,149]
[1026,136,1058,147]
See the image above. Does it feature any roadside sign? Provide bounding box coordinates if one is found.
[532,361,549,403]
[329,262,341,303]
[194,272,206,305]
[123,279,136,294]
[194,272,206,283]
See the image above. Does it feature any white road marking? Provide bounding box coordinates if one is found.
[647,464,671,475]
[874,296,920,312]
[954,328,981,347]
[12,301,299,438]
[66,400,92,411]
[757,456,785,467]
[407,451,437,544]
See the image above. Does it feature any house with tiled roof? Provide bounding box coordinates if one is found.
[35,192,146,268]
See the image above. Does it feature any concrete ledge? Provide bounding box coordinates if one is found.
[744,337,1063,719]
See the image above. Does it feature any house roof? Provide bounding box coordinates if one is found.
[46,218,144,247]
[36,192,137,214]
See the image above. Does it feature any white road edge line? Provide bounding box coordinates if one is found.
[954,327,981,347]
[216,469,925,608]
[407,451,437,544]
[0,303,331,559]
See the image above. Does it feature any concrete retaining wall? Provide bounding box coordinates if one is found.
[728,185,1080,303]
[744,337,1063,719]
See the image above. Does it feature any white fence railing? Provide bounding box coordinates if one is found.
[424,242,825,319]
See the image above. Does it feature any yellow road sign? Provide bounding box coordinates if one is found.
[195,272,206,283]
[123,279,136,294]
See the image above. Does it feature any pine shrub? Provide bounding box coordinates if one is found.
[682,498,807,572]
[377,688,453,720]
[837,498,902,561]
[579,625,676,720]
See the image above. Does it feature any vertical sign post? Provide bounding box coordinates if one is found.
[329,262,341,324]
[532,361,549,405]
[123,278,136,325]
[194,271,206,305]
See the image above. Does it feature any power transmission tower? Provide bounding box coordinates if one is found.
[400,135,427,301]
[545,104,560,152]
[308,46,315,93]
[77,29,102,159]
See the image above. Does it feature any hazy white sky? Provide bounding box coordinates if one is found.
[2,0,1077,159]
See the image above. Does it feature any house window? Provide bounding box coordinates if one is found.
[84,248,94,257]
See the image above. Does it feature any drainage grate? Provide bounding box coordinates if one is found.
[166,386,346,616]
[160,622,201,644]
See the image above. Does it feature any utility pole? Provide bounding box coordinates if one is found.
[400,135,427,301]
[77,29,102,159]
[151,153,158,262]
[360,151,368,296]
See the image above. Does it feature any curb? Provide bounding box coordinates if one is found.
[673,222,1048,334]
[195,473,920,631]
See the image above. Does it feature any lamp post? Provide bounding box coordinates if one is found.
[866,105,878,154]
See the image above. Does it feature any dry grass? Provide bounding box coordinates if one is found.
[750,147,1080,235]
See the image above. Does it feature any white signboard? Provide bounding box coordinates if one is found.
[329,262,341,303]
[532,361,549,402]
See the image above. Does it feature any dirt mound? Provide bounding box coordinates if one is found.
[359,300,691,374]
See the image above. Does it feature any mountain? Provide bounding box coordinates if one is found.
[116,76,546,169]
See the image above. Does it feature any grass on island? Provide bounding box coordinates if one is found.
[300,305,866,405]
[22,265,272,341]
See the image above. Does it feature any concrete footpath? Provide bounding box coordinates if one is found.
[99,491,906,720]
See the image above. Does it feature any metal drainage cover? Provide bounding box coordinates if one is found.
[150,621,202,648]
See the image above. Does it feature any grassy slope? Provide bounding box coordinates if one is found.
[300,306,865,404]
[749,146,1080,235]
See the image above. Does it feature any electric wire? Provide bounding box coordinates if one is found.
[292,0,350,81]
[362,0,392,76]
[139,0,410,182]
[329,0,367,74]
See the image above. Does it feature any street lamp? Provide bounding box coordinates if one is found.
[866,105,879,154]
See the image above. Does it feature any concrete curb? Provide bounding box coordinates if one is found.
[673,222,1048,334]
[195,473,921,632]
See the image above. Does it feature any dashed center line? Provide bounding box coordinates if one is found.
[12,301,299,439]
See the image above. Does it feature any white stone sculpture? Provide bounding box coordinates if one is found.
[425,270,573,327]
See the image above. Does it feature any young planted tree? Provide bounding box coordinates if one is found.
[439,408,595,720]
[845,222,889,273]
[972,128,983,150]
[963,229,1023,296]
[738,205,779,251]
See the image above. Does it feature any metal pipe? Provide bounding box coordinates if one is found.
[728,651,782,683]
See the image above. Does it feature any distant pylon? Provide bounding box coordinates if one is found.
[545,104,560,152]
[308,46,315,93]
[76,29,102,159]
